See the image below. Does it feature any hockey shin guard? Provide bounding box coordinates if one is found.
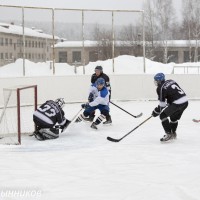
[94,114,106,125]
[160,112,171,133]
[170,121,178,133]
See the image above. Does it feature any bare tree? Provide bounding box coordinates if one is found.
[92,24,112,60]
[118,24,142,56]
[182,0,200,62]
[143,0,176,63]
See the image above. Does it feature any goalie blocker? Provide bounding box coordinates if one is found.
[33,98,71,141]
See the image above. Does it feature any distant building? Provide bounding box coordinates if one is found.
[54,40,200,65]
[0,22,59,67]
[54,40,143,66]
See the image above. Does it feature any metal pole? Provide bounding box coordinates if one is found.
[22,7,25,76]
[82,10,85,74]
[142,10,146,73]
[112,11,115,73]
[52,8,55,75]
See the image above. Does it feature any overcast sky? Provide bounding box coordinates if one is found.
[0,0,182,23]
[1,0,182,12]
[1,0,146,10]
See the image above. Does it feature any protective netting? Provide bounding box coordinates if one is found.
[0,85,37,145]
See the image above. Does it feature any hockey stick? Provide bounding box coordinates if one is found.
[107,116,152,142]
[192,119,200,123]
[61,108,83,132]
[110,101,143,118]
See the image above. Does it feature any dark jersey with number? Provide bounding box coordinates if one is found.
[91,72,111,91]
[157,79,187,105]
[33,100,66,127]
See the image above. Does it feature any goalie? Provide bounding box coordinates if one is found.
[33,98,71,141]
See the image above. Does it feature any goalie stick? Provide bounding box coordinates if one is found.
[110,101,142,118]
[61,108,83,133]
[107,116,152,142]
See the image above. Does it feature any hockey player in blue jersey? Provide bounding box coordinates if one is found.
[85,65,112,124]
[75,77,110,130]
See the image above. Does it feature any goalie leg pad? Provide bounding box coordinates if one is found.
[39,128,59,140]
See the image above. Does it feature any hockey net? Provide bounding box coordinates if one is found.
[0,85,37,145]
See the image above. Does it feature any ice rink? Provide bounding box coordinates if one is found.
[0,100,200,200]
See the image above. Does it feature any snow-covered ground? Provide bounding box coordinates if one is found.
[0,100,200,200]
[0,56,200,199]
[0,56,174,77]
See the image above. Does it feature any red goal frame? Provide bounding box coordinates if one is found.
[14,85,37,144]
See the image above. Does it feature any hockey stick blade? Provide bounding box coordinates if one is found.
[192,119,200,123]
[107,136,121,142]
[136,112,143,118]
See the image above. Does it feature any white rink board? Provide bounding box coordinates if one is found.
[0,74,200,106]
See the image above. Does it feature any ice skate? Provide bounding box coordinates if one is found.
[160,132,174,142]
[90,122,98,130]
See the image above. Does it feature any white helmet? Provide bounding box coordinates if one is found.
[55,98,65,108]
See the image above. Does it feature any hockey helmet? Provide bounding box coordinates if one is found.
[96,77,105,86]
[154,73,165,86]
[55,98,65,108]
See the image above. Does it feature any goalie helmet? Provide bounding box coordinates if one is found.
[154,73,165,86]
[96,77,105,86]
[55,98,65,108]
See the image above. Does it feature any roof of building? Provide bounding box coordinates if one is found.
[54,39,200,48]
[0,22,59,39]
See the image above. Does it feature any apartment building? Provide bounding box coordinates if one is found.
[54,40,200,65]
[0,22,59,67]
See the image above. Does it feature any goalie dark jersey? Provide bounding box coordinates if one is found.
[157,79,187,105]
[33,100,66,128]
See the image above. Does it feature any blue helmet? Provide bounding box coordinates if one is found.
[96,77,105,86]
[154,73,165,84]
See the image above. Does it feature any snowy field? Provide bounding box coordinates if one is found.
[0,100,200,200]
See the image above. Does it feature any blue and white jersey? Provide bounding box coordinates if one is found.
[88,83,110,107]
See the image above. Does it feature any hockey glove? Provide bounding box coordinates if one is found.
[152,106,160,117]
[88,93,94,102]
[81,103,90,109]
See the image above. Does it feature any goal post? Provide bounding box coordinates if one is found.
[0,85,37,145]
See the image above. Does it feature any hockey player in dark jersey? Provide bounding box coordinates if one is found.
[75,77,111,130]
[152,73,188,142]
[85,65,112,124]
[33,98,71,141]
